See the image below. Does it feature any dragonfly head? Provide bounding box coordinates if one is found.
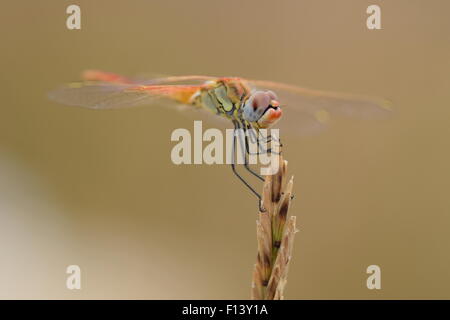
[242,91,282,128]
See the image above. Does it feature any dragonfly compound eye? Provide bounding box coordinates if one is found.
[243,91,282,128]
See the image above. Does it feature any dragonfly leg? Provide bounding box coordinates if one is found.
[247,124,281,145]
[244,126,285,208]
[235,123,264,181]
[256,127,283,153]
[245,126,269,155]
[245,125,283,156]
[231,123,262,201]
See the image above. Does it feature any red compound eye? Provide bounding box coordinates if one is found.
[251,91,270,111]
[252,99,258,111]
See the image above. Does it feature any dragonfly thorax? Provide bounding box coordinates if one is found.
[190,79,249,121]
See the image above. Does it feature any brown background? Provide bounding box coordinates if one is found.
[0,0,449,299]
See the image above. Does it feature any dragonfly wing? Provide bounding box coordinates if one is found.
[278,110,329,136]
[247,79,392,136]
[130,74,217,85]
[82,70,216,85]
[48,82,203,110]
[48,82,160,109]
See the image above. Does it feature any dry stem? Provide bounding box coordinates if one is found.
[251,154,297,300]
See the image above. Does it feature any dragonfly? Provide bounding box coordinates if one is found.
[49,70,391,200]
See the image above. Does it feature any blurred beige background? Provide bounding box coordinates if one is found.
[0,0,449,299]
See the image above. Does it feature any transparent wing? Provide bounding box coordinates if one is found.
[131,74,217,85]
[247,79,392,136]
[81,69,217,86]
[48,82,162,109]
[48,81,202,110]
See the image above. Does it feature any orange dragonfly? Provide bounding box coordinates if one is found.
[49,70,391,199]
